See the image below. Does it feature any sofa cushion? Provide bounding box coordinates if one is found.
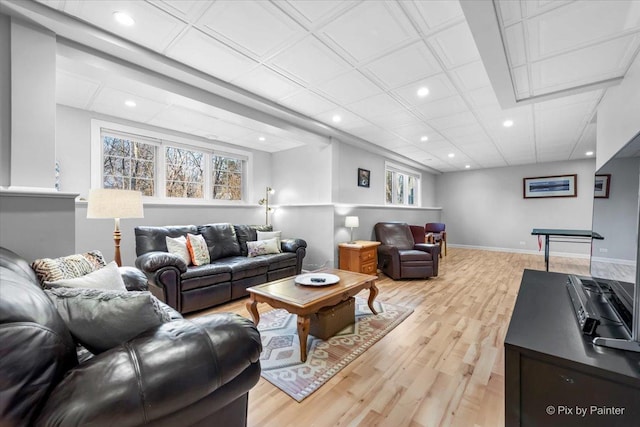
[135,225,198,256]
[44,261,126,291]
[247,238,281,257]
[181,263,232,281]
[198,223,241,260]
[32,250,107,285]
[398,249,432,262]
[187,233,210,266]
[219,256,269,280]
[234,224,273,256]
[45,287,172,354]
[263,252,297,271]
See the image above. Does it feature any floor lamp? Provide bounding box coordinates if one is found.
[87,189,144,266]
[258,186,275,226]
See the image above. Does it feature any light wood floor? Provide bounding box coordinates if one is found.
[196,248,590,427]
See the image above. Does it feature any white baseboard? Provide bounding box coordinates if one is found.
[448,244,591,259]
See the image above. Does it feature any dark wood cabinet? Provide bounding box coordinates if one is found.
[505,269,640,427]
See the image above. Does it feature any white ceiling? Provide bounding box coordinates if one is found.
[23,0,640,172]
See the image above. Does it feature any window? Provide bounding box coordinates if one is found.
[385,163,420,206]
[94,121,248,202]
[102,133,156,196]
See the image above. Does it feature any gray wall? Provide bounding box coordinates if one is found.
[592,157,639,262]
[0,14,10,187]
[436,159,596,255]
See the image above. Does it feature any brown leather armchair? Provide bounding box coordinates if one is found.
[374,222,440,280]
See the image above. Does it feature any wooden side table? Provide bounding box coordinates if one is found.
[338,240,381,275]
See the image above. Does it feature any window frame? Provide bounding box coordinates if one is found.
[91,120,251,204]
[385,162,421,207]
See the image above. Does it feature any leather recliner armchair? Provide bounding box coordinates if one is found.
[0,247,261,427]
[374,222,440,280]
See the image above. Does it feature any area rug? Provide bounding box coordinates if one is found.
[257,297,413,402]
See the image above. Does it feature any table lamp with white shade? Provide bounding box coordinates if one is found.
[87,189,144,266]
[345,216,359,243]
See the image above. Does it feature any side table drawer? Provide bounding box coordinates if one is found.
[361,261,377,275]
[360,248,376,262]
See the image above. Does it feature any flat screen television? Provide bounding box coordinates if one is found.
[589,131,640,352]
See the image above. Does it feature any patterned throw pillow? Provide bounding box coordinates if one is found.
[44,261,126,291]
[166,235,191,265]
[256,230,282,247]
[32,251,107,286]
[247,238,281,258]
[186,233,210,266]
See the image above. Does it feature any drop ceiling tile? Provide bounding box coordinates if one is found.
[279,90,338,116]
[527,1,640,60]
[466,86,501,110]
[391,122,437,142]
[440,122,485,139]
[315,70,383,104]
[208,120,255,140]
[413,95,469,120]
[56,70,100,109]
[523,1,572,18]
[269,36,350,85]
[504,23,527,67]
[167,28,258,82]
[196,1,304,59]
[73,0,187,52]
[512,66,530,99]
[276,0,353,27]
[148,105,219,133]
[148,0,211,22]
[450,61,492,92]
[313,109,368,130]
[410,0,464,31]
[530,35,639,95]
[391,73,457,107]
[427,22,480,69]
[345,93,405,120]
[319,1,416,62]
[91,87,167,123]
[368,109,423,129]
[363,41,442,89]
[372,138,414,150]
[231,66,302,100]
[426,111,478,131]
[497,0,522,27]
[348,126,398,144]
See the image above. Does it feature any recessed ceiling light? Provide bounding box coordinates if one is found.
[448,153,455,158]
[417,87,430,97]
[586,151,594,156]
[420,135,429,142]
[503,119,514,127]
[332,115,342,123]
[258,136,266,141]
[124,100,136,107]
[465,165,471,169]
[113,11,135,26]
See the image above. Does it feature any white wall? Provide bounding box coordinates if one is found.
[437,159,596,255]
[596,53,640,169]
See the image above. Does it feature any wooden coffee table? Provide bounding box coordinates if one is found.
[246,268,379,362]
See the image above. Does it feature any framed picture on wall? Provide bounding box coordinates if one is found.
[594,174,611,198]
[358,168,370,188]
[523,174,577,198]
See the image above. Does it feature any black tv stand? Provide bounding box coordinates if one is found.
[505,270,640,427]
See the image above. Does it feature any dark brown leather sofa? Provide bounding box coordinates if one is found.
[0,247,261,427]
[374,222,440,280]
[135,223,307,313]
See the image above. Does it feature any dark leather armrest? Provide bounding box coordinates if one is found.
[281,238,307,253]
[377,244,399,257]
[135,251,187,274]
[36,315,261,425]
[118,266,148,291]
[414,243,440,257]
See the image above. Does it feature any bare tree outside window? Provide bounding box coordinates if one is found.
[385,167,419,206]
[103,136,155,196]
[165,147,204,198]
[212,155,243,200]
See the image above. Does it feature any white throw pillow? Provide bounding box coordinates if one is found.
[44,261,126,291]
[166,235,191,265]
[257,230,282,246]
[247,238,281,257]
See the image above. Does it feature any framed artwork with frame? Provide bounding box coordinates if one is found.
[358,168,370,188]
[523,174,577,198]
[594,174,611,198]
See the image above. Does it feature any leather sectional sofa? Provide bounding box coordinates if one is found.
[135,223,307,313]
[0,247,262,427]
